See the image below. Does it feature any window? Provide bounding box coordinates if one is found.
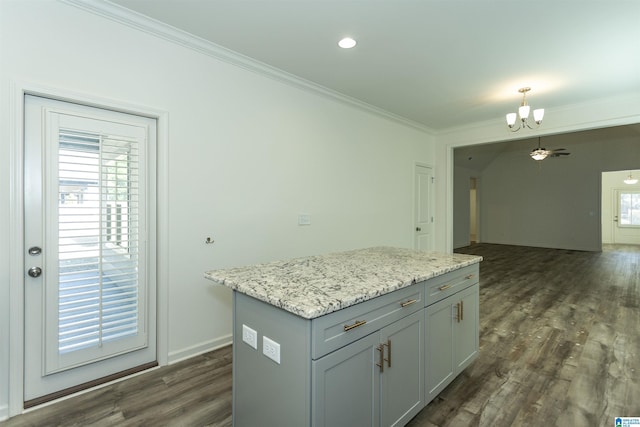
[619,191,640,227]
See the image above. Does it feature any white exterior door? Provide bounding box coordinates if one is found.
[414,165,434,251]
[613,189,640,244]
[23,95,157,405]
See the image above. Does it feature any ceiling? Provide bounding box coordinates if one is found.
[107,0,640,132]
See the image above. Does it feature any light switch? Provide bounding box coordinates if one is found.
[298,213,311,226]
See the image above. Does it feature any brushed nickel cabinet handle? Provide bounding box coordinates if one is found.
[438,284,451,291]
[465,274,475,280]
[456,303,461,323]
[344,320,367,332]
[376,344,385,373]
[385,339,391,368]
[461,300,464,321]
[400,299,417,308]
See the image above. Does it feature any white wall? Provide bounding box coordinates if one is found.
[0,1,434,418]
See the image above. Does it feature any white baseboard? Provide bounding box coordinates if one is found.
[167,334,232,365]
[0,404,8,421]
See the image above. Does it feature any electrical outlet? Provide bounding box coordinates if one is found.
[242,324,257,349]
[263,336,281,364]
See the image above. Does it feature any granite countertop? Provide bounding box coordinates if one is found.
[204,246,482,319]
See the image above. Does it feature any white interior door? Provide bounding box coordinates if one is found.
[414,165,434,251]
[613,189,640,244]
[23,95,157,406]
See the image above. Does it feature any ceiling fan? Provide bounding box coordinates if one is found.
[530,137,570,161]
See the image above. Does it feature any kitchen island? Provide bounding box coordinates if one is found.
[205,247,482,427]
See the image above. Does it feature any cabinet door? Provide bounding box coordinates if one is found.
[312,332,380,427]
[425,296,455,403]
[380,310,424,427]
[454,283,479,372]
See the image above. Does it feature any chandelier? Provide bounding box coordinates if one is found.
[506,87,544,132]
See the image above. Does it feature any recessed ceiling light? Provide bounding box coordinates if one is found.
[338,37,357,49]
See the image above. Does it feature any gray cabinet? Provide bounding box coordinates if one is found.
[425,282,479,403]
[424,294,455,402]
[455,284,479,372]
[312,297,424,427]
[312,332,380,427]
[379,310,424,427]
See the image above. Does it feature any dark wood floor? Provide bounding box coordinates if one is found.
[409,243,640,426]
[2,243,639,426]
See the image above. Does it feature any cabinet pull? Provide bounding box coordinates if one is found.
[456,303,461,323]
[385,339,391,368]
[465,274,475,280]
[343,320,367,332]
[376,344,385,373]
[438,284,451,291]
[400,299,417,308]
[461,300,464,321]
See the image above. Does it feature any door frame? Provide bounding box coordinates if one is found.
[8,81,169,417]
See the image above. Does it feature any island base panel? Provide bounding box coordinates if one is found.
[232,292,311,427]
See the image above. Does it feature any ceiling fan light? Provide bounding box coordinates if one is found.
[518,105,530,119]
[533,108,544,123]
[506,113,517,126]
[530,148,548,161]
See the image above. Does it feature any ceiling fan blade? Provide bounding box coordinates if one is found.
[549,152,570,157]
[549,148,567,152]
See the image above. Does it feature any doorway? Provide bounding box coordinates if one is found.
[469,178,479,244]
[23,95,158,407]
[601,170,640,245]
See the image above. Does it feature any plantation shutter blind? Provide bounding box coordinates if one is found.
[57,129,141,355]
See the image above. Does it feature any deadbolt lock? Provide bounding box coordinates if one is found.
[28,266,42,278]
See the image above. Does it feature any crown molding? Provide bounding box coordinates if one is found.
[59,0,433,134]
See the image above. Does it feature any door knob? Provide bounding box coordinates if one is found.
[416,227,422,232]
[28,267,42,278]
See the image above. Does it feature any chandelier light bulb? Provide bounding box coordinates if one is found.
[533,109,545,124]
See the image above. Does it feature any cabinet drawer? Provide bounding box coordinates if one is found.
[424,264,478,306]
[311,284,423,359]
